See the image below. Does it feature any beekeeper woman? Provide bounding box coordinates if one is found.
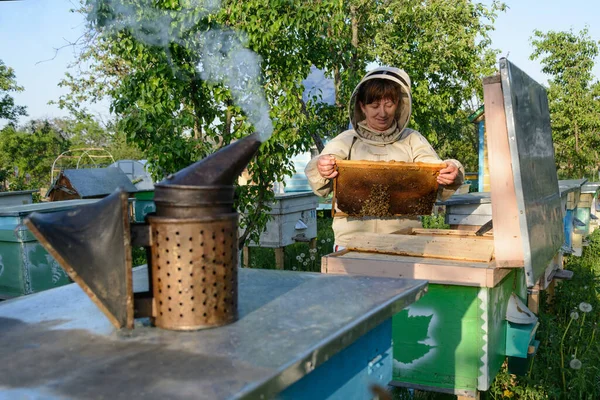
[305,67,464,251]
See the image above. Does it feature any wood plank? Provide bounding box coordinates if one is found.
[274,247,285,270]
[411,228,493,239]
[483,78,525,268]
[578,193,593,208]
[450,224,481,232]
[321,251,501,287]
[345,232,494,262]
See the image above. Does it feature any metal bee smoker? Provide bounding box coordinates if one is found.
[25,133,262,330]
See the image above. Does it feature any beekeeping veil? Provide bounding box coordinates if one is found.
[348,67,412,141]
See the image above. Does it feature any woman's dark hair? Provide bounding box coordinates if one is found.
[356,79,401,105]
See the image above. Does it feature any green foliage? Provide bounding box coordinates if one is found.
[530,28,600,179]
[0,121,70,191]
[0,59,27,122]
[421,214,450,229]
[0,117,143,193]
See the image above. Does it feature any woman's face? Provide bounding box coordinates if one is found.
[359,97,398,131]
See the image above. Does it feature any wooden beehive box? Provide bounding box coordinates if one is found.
[321,59,565,396]
[243,192,318,248]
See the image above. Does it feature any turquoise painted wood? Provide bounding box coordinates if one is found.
[391,270,526,395]
[279,319,393,400]
[506,321,539,358]
[564,209,574,250]
[574,207,591,235]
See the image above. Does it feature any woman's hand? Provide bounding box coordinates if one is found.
[437,162,459,185]
[317,155,338,179]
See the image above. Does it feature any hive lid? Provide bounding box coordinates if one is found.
[333,160,445,217]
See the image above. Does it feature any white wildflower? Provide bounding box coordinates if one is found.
[300,253,305,258]
[321,239,326,244]
[296,256,302,261]
[569,359,582,370]
[326,238,332,242]
[292,267,297,271]
[310,256,315,261]
[579,302,593,313]
[570,311,580,320]
[303,262,308,266]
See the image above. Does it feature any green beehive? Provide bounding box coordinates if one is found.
[0,200,97,299]
[133,190,155,222]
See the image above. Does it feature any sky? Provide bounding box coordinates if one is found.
[0,0,599,126]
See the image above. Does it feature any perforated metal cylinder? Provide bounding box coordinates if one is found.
[147,213,238,331]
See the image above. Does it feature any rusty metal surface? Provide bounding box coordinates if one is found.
[333,160,444,217]
[0,266,427,400]
[153,185,235,217]
[148,214,239,330]
[499,58,563,287]
[24,190,133,329]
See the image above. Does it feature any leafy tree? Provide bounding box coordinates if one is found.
[58,0,504,243]
[0,59,27,123]
[531,28,600,179]
[0,121,70,190]
[53,117,144,162]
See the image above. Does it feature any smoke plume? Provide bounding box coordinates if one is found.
[88,0,274,141]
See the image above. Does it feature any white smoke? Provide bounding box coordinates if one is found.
[88,0,274,141]
[200,30,273,142]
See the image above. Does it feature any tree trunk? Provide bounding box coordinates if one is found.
[350,4,359,71]
[224,99,233,142]
[574,120,580,153]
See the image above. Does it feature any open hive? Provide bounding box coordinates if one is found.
[332,160,445,217]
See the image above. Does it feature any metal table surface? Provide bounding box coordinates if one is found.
[0,266,426,400]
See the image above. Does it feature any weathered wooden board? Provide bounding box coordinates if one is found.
[322,250,511,288]
[345,232,494,262]
[411,228,493,238]
[483,74,524,268]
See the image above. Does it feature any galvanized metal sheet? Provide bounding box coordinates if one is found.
[0,199,98,217]
[581,182,600,195]
[500,58,563,287]
[558,179,586,197]
[0,267,426,400]
[60,167,138,198]
[437,192,491,206]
